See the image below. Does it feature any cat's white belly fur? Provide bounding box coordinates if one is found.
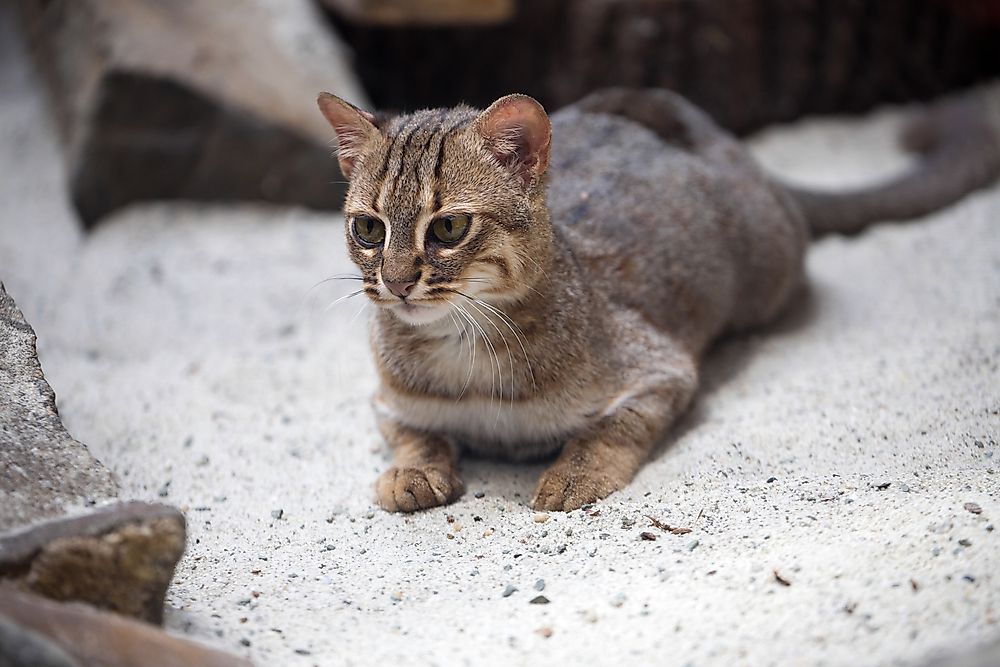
[373,388,593,460]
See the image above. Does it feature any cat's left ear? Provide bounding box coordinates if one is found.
[474,94,552,187]
[317,92,379,179]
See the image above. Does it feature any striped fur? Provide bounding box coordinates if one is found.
[318,87,998,513]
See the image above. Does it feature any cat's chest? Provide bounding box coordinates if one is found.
[373,328,602,458]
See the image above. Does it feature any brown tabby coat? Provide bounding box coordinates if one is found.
[317,87,999,512]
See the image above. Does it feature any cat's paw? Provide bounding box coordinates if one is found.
[531,463,621,512]
[376,465,464,513]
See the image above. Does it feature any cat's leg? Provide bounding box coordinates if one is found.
[375,418,464,512]
[532,357,698,512]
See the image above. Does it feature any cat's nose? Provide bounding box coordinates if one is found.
[384,277,418,299]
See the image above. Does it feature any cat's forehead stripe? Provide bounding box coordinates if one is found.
[377,111,442,212]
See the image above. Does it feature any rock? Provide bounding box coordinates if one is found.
[321,0,514,26]
[0,616,81,667]
[0,586,253,667]
[0,283,118,530]
[916,636,1000,667]
[0,285,185,624]
[0,502,186,625]
[14,0,369,227]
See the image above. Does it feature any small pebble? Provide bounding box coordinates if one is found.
[610,592,627,608]
[640,531,657,541]
[529,595,550,604]
[958,538,972,547]
[474,491,485,499]
[502,585,517,598]
[157,481,171,497]
[534,579,545,591]
[964,502,983,515]
[533,513,550,523]
[239,638,251,647]
[535,627,553,638]
[687,539,700,551]
[294,649,311,656]
[271,509,283,520]
[766,476,776,483]
[897,483,910,493]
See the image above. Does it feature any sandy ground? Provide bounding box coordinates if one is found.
[2,14,998,667]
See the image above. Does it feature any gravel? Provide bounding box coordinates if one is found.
[1,15,998,667]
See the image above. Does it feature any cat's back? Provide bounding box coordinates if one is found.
[547,104,807,349]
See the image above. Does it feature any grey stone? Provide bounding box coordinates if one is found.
[0,285,184,624]
[0,586,253,667]
[0,502,186,625]
[0,282,118,531]
[0,616,81,667]
[916,637,1000,667]
[13,0,369,226]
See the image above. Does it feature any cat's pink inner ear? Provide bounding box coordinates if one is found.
[317,92,378,178]
[475,94,552,186]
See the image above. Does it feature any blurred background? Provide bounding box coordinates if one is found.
[7,0,1000,228]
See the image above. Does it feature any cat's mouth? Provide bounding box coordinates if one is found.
[389,299,452,325]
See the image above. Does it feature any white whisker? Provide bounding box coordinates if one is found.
[467,295,537,390]
[323,288,364,313]
[347,300,369,327]
[455,301,500,421]
[461,295,515,425]
[448,305,477,402]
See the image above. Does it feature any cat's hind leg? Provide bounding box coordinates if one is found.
[532,347,698,512]
[374,418,464,512]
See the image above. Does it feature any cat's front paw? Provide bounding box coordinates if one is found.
[376,465,464,513]
[531,463,621,512]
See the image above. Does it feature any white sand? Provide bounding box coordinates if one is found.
[2,13,997,667]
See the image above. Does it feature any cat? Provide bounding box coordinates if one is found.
[316,87,999,512]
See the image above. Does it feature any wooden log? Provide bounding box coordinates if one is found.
[14,0,370,227]
[321,0,515,26]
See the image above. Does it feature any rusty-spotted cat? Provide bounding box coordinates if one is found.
[317,87,999,512]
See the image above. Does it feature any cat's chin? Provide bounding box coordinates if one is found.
[388,301,451,326]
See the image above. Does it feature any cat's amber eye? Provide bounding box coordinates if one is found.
[353,215,385,247]
[429,214,470,245]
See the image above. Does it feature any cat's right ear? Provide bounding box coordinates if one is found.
[474,94,552,188]
[317,93,379,179]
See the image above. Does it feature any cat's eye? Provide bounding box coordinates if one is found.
[429,214,470,245]
[353,215,385,247]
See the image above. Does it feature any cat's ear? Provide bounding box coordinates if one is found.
[317,92,379,179]
[474,94,552,187]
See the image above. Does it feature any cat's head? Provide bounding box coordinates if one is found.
[317,93,552,325]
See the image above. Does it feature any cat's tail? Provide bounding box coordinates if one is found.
[782,91,1000,238]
